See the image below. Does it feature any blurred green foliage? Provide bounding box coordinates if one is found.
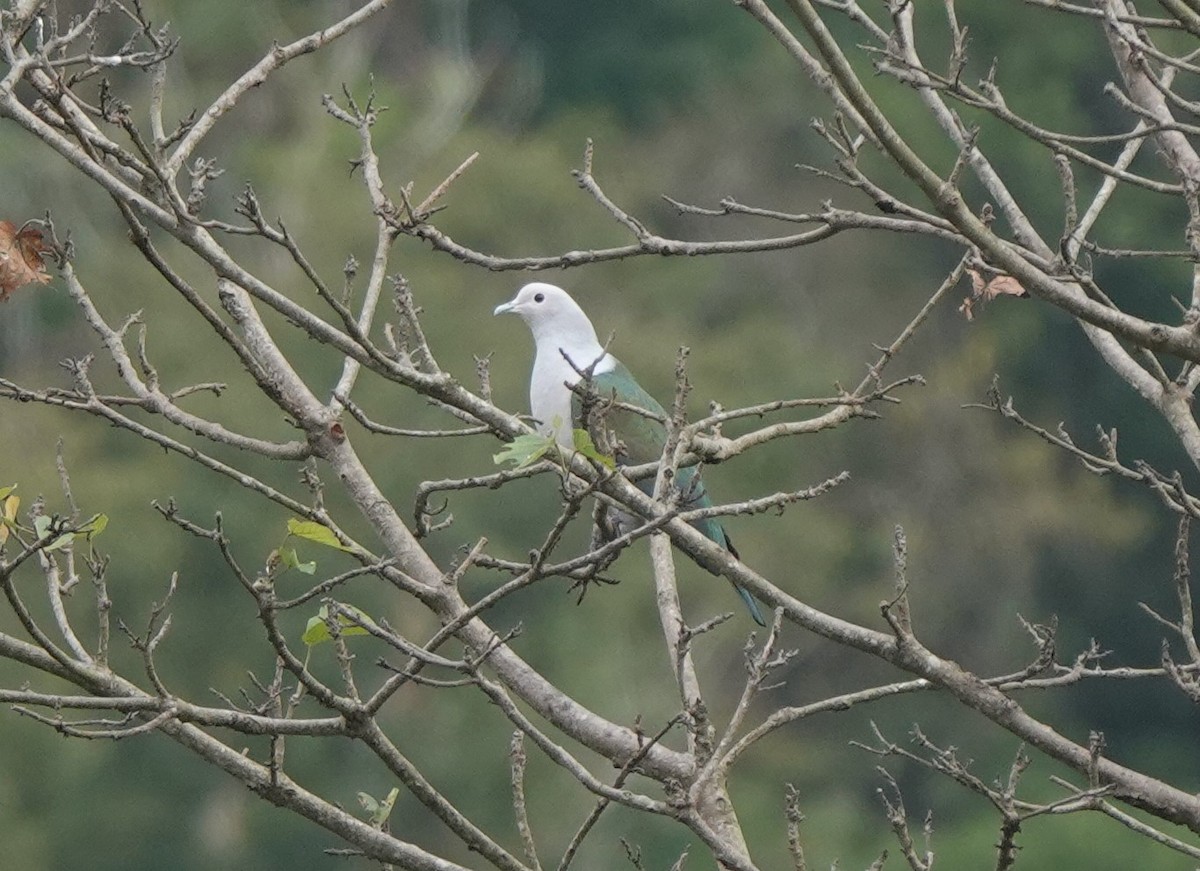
[0,1,1197,869]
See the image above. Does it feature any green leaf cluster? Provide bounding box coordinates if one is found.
[492,428,615,470]
[301,604,373,647]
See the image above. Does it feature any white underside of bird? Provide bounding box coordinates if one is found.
[529,340,615,446]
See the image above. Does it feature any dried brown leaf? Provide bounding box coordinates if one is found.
[0,220,53,301]
[983,273,1027,299]
[960,268,1027,320]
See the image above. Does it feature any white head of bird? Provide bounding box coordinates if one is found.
[494,282,614,443]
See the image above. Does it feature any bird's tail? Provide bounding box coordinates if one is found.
[734,582,767,627]
[720,531,766,626]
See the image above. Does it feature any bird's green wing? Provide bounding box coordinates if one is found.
[572,361,669,467]
[572,361,715,515]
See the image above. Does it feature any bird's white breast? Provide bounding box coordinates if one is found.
[530,346,615,446]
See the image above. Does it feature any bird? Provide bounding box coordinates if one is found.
[494,281,766,626]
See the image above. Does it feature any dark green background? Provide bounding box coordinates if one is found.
[0,1,1195,868]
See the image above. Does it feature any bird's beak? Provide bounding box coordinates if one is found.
[493,299,517,316]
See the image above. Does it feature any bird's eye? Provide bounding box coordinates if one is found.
[533,292,545,303]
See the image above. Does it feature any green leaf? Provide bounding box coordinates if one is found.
[302,613,331,646]
[364,787,399,828]
[493,432,555,468]
[286,518,353,552]
[44,532,75,552]
[572,428,615,469]
[302,616,330,645]
[33,515,52,539]
[357,792,380,815]
[279,546,316,575]
[0,485,15,502]
[357,788,399,828]
[302,604,373,646]
[0,493,18,545]
[79,513,107,540]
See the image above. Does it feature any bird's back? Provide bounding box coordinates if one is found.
[578,361,717,512]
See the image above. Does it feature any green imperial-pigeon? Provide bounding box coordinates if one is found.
[494,282,766,626]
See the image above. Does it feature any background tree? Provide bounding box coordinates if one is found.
[1,1,1199,869]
